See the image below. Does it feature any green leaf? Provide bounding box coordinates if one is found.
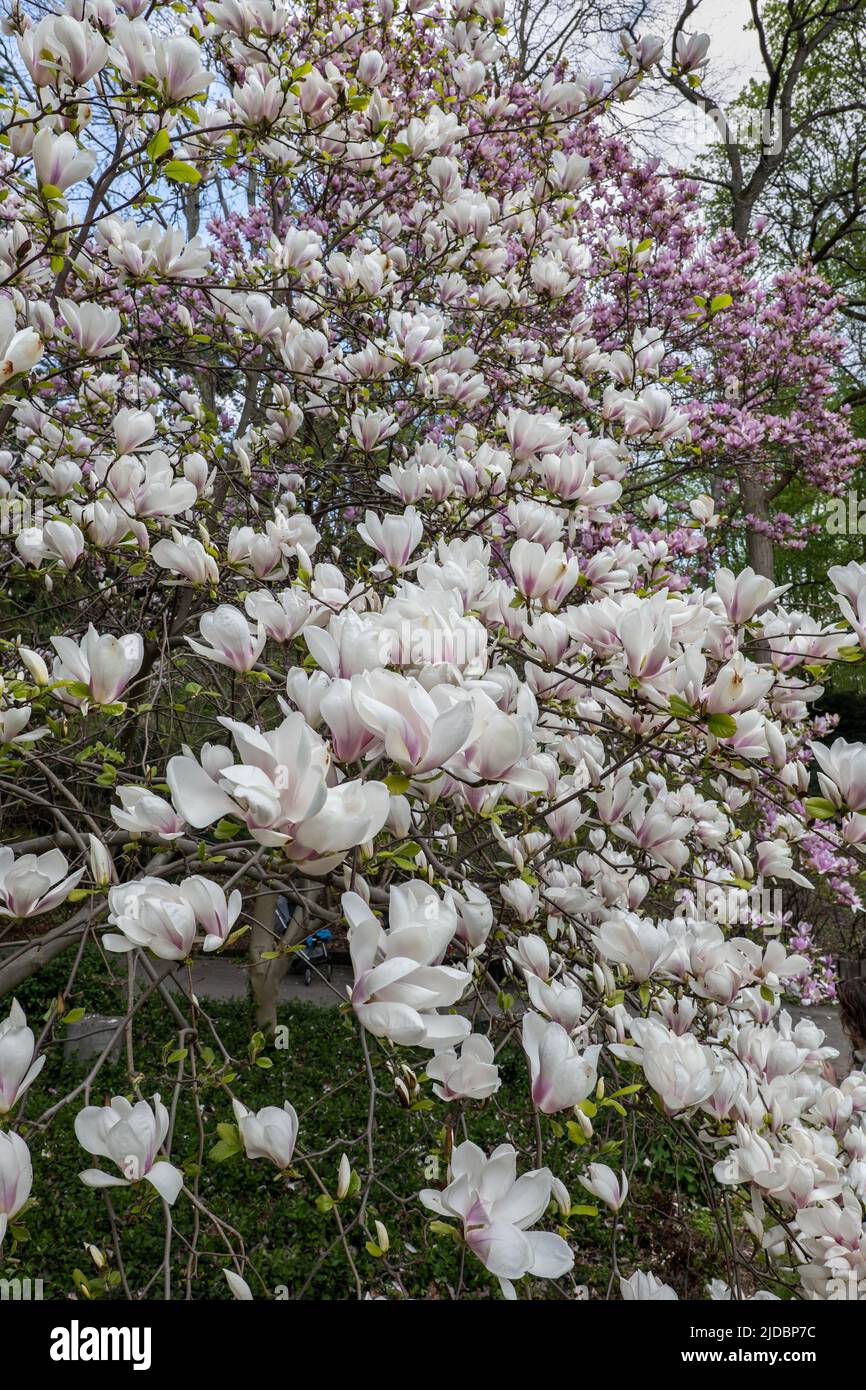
[707,712,737,738]
[569,1204,599,1218]
[213,818,242,840]
[668,695,695,719]
[710,293,733,312]
[209,1139,240,1162]
[163,160,201,184]
[147,128,171,161]
[62,1007,86,1024]
[385,773,411,794]
[804,796,837,820]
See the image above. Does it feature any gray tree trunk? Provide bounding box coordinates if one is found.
[740,471,775,581]
[248,891,306,1032]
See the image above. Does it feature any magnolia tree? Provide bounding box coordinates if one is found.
[2,0,866,1303]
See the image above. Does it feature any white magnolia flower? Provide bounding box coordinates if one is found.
[232,1098,298,1169]
[75,1094,183,1205]
[426,1034,501,1101]
[620,1269,678,1300]
[0,848,84,918]
[343,881,471,1047]
[0,1000,45,1115]
[419,1140,573,1297]
[522,1012,601,1114]
[0,1131,32,1245]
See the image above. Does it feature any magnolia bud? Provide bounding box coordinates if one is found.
[88,833,115,886]
[337,1153,351,1200]
[19,646,49,684]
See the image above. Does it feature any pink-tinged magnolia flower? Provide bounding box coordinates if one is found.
[0,1000,45,1115]
[0,298,43,385]
[419,1140,573,1297]
[0,1131,32,1246]
[56,299,121,356]
[445,881,493,952]
[704,652,774,713]
[186,605,266,673]
[350,407,397,451]
[613,1018,718,1113]
[579,1163,628,1211]
[675,30,710,73]
[522,1012,601,1114]
[42,519,85,570]
[426,1034,501,1100]
[305,611,391,678]
[232,1098,298,1168]
[31,127,97,192]
[319,679,378,761]
[245,588,310,642]
[755,840,812,888]
[113,407,156,453]
[526,975,585,1033]
[499,879,539,922]
[593,913,678,983]
[510,538,579,603]
[88,834,115,888]
[0,706,48,746]
[812,739,866,812]
[179,875,242,952]
[104,879,196,960]
[75,1094,183,1205]
[153,35,214,100]
[111,787,187,840]
[152,533,219,585]
[167,712,388,857]
[343,882,471,1047]
[351,669,474,773]
[621,385,689,441]
[51,625,143,705]
[620,1269,678,1300]
[357,506,423,568]
[714,567,790,624]
[0,847,84,918]
[504,408,571,462]
[357,48,388,85]
[451,691,548,791]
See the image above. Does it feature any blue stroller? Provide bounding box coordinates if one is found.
[275,896,333,986]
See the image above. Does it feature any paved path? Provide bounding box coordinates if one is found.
[185,956,352,1008]
[788,1003,852,1074]
[182,961,855,1072]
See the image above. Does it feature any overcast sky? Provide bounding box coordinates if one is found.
[613,0,771,164]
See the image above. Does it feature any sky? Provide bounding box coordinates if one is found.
[613,0,772,164]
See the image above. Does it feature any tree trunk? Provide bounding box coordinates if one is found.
[248,892,306,1032]
[740,472,775,581]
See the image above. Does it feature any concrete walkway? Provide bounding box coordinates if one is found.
[788,1003,852,1074]
[180,960,854,1070]
[185,956,352,1008]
